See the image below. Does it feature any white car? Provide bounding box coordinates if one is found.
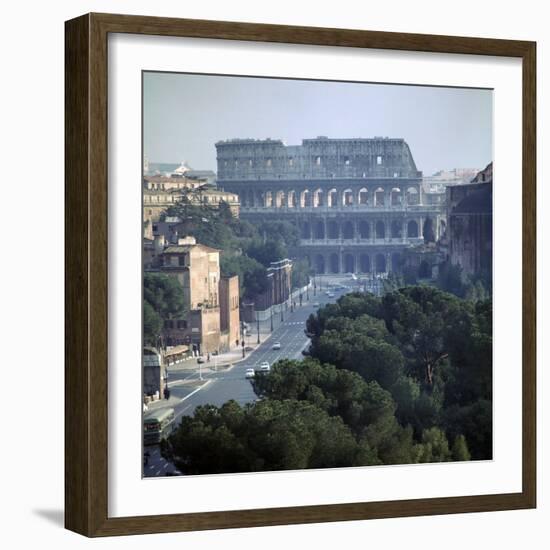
[256,361,270,374]
[245,368,255,379]
[272,341,281,350]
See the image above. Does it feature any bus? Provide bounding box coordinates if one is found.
[143,408,176,445]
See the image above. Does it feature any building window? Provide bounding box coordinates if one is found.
[377,155,383,165]
[289,157,294,166]
[178,256,185,266]
[164,320,174,329]
[266,158,272,167]
[249,159,253,166]
[315,156,321,165]
[177,320,187,329]
[344,156,350,165]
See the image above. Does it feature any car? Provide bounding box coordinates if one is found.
[272,341,281,350]
[245,368,255,379]
[328,292,335,298]
[256,361,270,374]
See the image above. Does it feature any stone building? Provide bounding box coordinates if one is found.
[446,163,493,277]
[143,176,240,224]
[216,137,445,275]
[219,275,241,349]
[148,236,240,354]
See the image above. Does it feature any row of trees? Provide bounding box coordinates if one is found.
[162,286,491,473]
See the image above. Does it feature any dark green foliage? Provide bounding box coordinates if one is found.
[307,286,492,462]
[163,398,363,474]
[143,273,186,345]
[220,254,268,300]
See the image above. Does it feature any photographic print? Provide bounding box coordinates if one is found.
[141,72,493,478]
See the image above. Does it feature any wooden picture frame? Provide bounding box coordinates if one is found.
[65,12,536,537]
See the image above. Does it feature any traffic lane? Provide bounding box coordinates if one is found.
[143,445,181,477]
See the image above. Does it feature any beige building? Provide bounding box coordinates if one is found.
[143,177,240,224]
[151,236,240,354]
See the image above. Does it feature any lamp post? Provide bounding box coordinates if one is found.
[256,313,260,344]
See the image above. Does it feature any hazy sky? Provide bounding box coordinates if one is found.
[143,72,492,177]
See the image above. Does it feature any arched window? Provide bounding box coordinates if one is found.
[344,254,355,274]
[391,220,402,239]
[359,254,370,273]
[327,189,338,208]
[407,220,419,238]
[376,221,385,239]
[301,221,311,239]
[390,187,402,206]
[375,253,386,273]
[391,253,401,273]
[313,188,324,207]
[358,188,368,205]
[342,221,354,239]
[287,190,296,208]
[265,191,273,208]
[374,187,385,207]
[359,220,370,239]
[406,186,419,205]
[330,253,339,274]
[300,189,311,208]
[315,254,326,274]
[314,220,325,239]
[342,189,354,206]
[327,220,338,239]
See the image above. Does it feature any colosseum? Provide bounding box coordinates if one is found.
[216,136,445,275]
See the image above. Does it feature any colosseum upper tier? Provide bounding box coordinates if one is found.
[216,137,444,275]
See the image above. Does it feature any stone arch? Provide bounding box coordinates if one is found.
[275,190,286,208]
[248,190,255,207]
[342,188,354,206]
[376,220,385,239]
[359,220,370,239]
[344,253,355,273]
[440,219,447,238]
[329,253,340,274]
[358,187,369,205]
[327,188,338,208]
[342,221,354,239]
[374,187,385,207]
[314,220,325,239]
[406,186,419,205]
[423,217,436,242]
[314,254,326,274]
[375,253,386,273]
[265,191,273,208]
[359,254,371,273]
[327,220,339,239]
[391,253,401,273]
[287,190,296,208]
[240,191,247,207]
[419,260,431,278]
[391,220,402,239]
[390,187,402,206]
[407,220,419,238]
[301,221,311,239]
[313,188,325,207]
[300,189,311,208]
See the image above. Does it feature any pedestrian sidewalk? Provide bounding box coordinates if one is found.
[168,328,275,373]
